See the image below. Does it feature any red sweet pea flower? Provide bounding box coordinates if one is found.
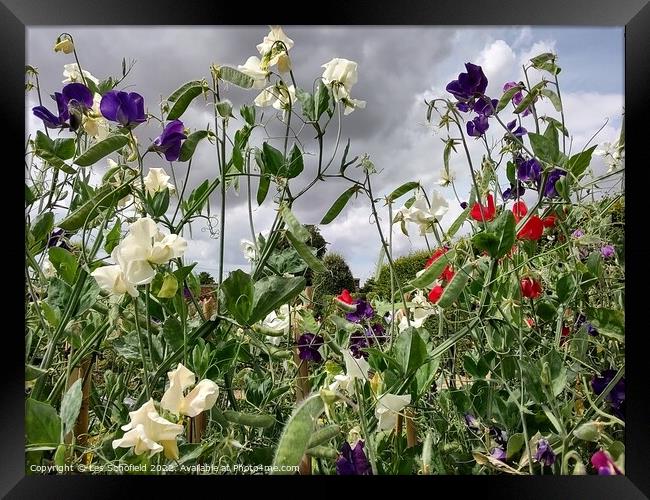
[442,266,455,282]
[517,215,544,241]
[470,193,496,222]
[512,200,528,223]
[337,289,354,304]
[542,215,557,228]
[425,247,454,283]
[520,277,542,299]
[428,285,444,303]
[334,289,358,312]
[525,317,536,328]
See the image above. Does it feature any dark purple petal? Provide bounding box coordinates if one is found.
[32,106,64,128]
[467,114,489,137]
[534,439,556,466]
[490,448,506,462]
[518,158,542,183]
[456,101,470,112]
[100,91,146,128]
[447,63,488,101]
[54,92,69,122]
[542,169,566,198]
[503,182,525,201]
[464,413,480,430]
[99,91,120,121]
[489,426,508,447]
[601,245,615,259]
[297,333,324,363]
[591,370,625,420]
[351,441,372,475]
[345,300,374,323]
[62,83,93,108]
[336,442,356,475]
[151,119,187,161]
[460,201,468,209]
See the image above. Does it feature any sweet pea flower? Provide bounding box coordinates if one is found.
[346,300,374,323]
[375,392,411,431]
[112,399,184,459]
[91,264,139,298]
[591,370,625,420]
[542,169,567,198]
[329,349,371,392]
[520,277,542,299]
[100,90,147,128]
[150,120,187,162]
[257,26,294,72]
[470,193,496,222]
[517,157,542,183]
[32,82,94,130]
[467,114,489,137]
[297,333,325,363]
[321,58,366,115]
[535,438,556,466]
[601,244,615,259]
[336,440,372,475]
[240,239,257,262]
[428,285,444,304]
[502,81,532,116]
[254,84,296,118]
[396,191,449,235]
[446,63,488,101]
[506,119,527,137]
[160,363,219,418]
[502,182,525,201]
[259,304,290,346]
[490,447,507,462]
[237,56,270,89]
[591,450,623,475]
[62,63,99,85]
[143,168,175,195]
[82,93,110,140]
[334,289,358,312]
[464,413,480,430]
[42,256,56,279]
[594,137,625,174]
[53,36,74,54]
[397,290,436,331]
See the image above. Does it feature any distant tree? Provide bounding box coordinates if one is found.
[370,250,431,300]
[275,224,328,285]
[312,252,356,316]
[198,271,216,285]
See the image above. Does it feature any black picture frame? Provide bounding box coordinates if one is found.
[5,0,649,497]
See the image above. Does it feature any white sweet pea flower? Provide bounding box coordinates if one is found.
[256,26,294,72]
[237,56,270,90]
[53,36,74,54]
[143,168,176,195]
[42,256,56,278]
[329,349,371,392]
[112,399,184,459]
[160,363,219,418]
[321,58,366,115]
[594,137,625,173]
[254,84,296,117]
[241,239,257,262]
[375,392,411,431]
[399,191,449,235]
[62,63,99,85]
[82,93,110,140]
[342,97,366,116]
[437,169,456,187]
[91,264,139,298]
[397,290,435,332]
[260,304,290,346]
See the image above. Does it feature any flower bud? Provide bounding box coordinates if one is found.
[54,36,74,54]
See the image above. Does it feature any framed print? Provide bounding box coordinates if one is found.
[4,0,649,497]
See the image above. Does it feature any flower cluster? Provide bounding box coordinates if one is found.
[446,63,498,137]
[394,190,449,235]
[91,217,187,297]
[321,58,366,115]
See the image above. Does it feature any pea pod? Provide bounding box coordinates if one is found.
[58,183,132,232]
[223,410,275,428]
[307,424,340,449]
[305,446,338,460]
[272,393,325,473]
[437,261,475,309]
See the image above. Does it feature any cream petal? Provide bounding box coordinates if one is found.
[182,379,219,417]
[343,350,370,381]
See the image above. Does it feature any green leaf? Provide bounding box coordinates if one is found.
[75,277,100,316]
[530,53,555,66]
[284,144,304,178]
[35,130,54,151]
[26,399,61,448]
[58,182,132,232]
[566,146,597,178]
[30,211,54,250]
[295,87,315,121]
[314,80,330,119]
[540,88,562,112]
[60,379,83,437]
[34,148,76,174]
[587,308,624,341]
[280,205,310,242]
[74,135,129,167]
[157,273,178,298]
[104,219,122,254]
[26,364,48,381]
[257,175,270,205]
[320,187,357,224]
[506,433,525,459]
[52,138,76,160]
[262,142,284,176]
[513,89,538,114]
[179,130,210,162]
[272,393,325,473]
[250,275,306,325]
[285,231,327,274]
[542,405,563,434]
[497,85,523,113]
[48,247,78,284]
[409,249,456,289]
[540,116,569,137]
[556,274,575,303]
[146,188,170,218]
[387,181,420,202]
[446,207,470,239]
[472,211,515,259]
[163,317,184,351]
[528,132,559,164]
[220,270,254,325]
[218,66,254,89]
[393,327,428,376]
[437,261,474,309]
[167,83,206,120]
[240,105,256,126]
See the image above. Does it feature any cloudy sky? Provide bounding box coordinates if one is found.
[26,26,624,282]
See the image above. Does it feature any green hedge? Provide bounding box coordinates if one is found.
[370,249,431,300]
[312,252,356,316]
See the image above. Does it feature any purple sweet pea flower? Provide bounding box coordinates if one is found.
[446,63,488,101]
[591,370,625,420]
[542,169,567,198]
[591,450,623,475]
[100,90,147,128]
[467,114,489,137]
[32,83,93,130]
[456,102,470,113]
[150,119,187,161]
[345,300,374,323]
[503,81,532,116]
[601,245,615,259]
[517,157,542,183]
[464,413,480,430]
[575,313,598,336]
[349,323,386,359]
[336,441,372,475]
[47,228,71,251]
[490,447,506,462]
[506,119,527,138]
[572,229,584,238]
[489,426,508,447]
[473,96,498,117]
[297,333,324,363]
[460,201,468,209]
[534,439,556,466]
[502,182,526,201]
[182,286,192,300]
